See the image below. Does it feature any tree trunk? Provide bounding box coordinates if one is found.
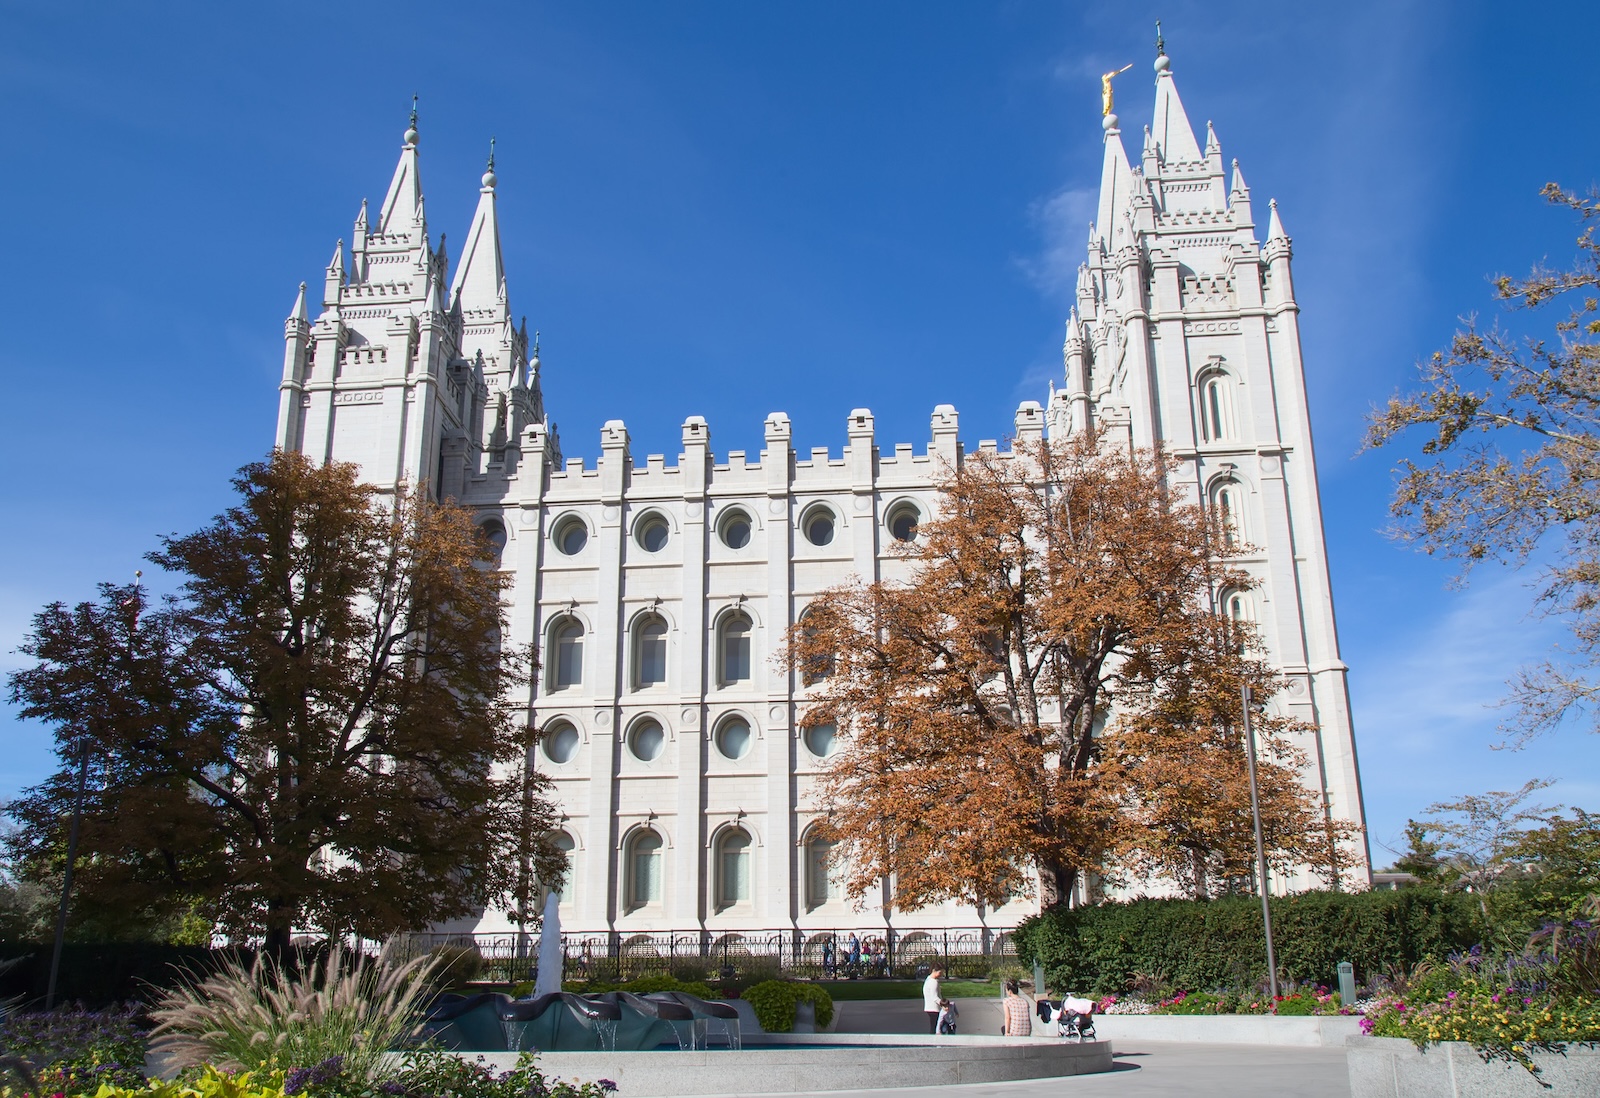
[1040,857,1078,910]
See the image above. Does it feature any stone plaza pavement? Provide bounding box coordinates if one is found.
[673,1040,1354,1098]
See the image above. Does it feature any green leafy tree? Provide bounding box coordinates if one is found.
[1366,185,1600,742]
[1390,819,1443,882]
[6,451,565,953]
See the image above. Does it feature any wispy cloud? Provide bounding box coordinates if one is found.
[1016,185,1096,298]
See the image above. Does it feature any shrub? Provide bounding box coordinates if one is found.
[0,945,254,1008]
[387,1051,615,1098]
[1013,888,1483,995]
[424,944,484,989]
[741,981,834,1033]
[617,975,716,999]
[1,1065,284,1098]
[148,945,437,1088]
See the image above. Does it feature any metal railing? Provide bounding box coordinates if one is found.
[390,926,1019,985]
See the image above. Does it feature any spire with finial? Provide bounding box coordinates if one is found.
[382,96,425,233]
[289,281,309,324]
[1155,20,1170,73]
[405,94,419,146]
[482,136,497,190]
[453,139,508,318]
[1266,198,1289,244]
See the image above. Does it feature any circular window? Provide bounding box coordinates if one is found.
[716,717,752,760]
[804,723,836,758]
[636,514,670,553]
[554,517,588,556]
[804,509,836,547]
[719,509,752,550]
[543,721,580,764]
[479,520,508,561]
[887,504,920,543]
[629,719,665,762]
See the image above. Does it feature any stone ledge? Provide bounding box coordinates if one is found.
[1347,1035,1600,1097]
[1090,1012,1363,1046]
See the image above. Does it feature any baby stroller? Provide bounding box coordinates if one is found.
[1036,996,1096,1041]
[936,1000,959,1035]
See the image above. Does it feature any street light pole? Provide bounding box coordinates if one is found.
[1241,682,1280,1001]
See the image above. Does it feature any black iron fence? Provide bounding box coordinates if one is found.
[390,926,1019,985]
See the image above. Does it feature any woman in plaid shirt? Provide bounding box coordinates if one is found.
[1001,979,1033,1036]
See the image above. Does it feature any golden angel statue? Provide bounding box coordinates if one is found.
[1101,63,1133,117]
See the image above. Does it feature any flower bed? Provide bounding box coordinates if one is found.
[1094,987,1354,1016]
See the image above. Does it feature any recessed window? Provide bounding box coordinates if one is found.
[804,508,836,547]
[635,513,670,553]
[1199,371,1236,443]
[716,828,752,910]
[629,718,665,762]
[554,516,588,556]
[550,618,583,690]
[715,716,752,760]
[887,503,920,544]
[1211,479,1246,549]
[635,615,668,688]
[479,520,508,563]
[719,509,753,550]
[805,835,836,910]
[543,720,580,764]
[626,829,663,910]
[551,830,576,901]
[719,613,752,685]
[803,722,836,758]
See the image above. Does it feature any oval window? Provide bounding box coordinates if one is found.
[804,723,836,758]
[630,719,665,762]
[804,510,835,547]
[636,515,670,553]
[888,505,919,543]
[543,721,580,764]
[555,517,588,556]
[720,510,752,550]
[716,717,752,760]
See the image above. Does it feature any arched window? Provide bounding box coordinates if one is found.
[1198,370,1235,444]
[479,519,507,564]
[551,830,576,902]
[625,829,663,911]
[549,619,584,690]
[716,828,752,911]
[1211,479,1247,549]
[798,610,833,686]
[1223,588,1253,623]
[718,613,752,686]
[804,834,837,911]
[542,719,580,764]
[634,615,668,688]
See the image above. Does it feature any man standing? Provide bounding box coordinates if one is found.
[922,964,946,1035]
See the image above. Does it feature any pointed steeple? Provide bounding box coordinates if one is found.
[323,239,344,307]
[1204,120,1220,158]
[1230,158,1249,196]
[1095,127,1136,250]
[449,138,508,318]
[289,281,309,324]
[1266,198,1288,243]
[379,100,424,234]
[1150,46,1203,165]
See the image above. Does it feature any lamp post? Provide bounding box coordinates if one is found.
[1241,682,1279,1001]
[45,571,140,1010]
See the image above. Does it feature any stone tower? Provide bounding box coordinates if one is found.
[1050,41,1370,883]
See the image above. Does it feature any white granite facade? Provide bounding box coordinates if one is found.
[274,54,1369,939]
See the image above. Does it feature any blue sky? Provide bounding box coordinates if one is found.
[3,0,1598,871]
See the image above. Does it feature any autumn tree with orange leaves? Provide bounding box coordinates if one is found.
[787,433,1349,909]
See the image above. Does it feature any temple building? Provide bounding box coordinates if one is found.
[273,45,1369,946]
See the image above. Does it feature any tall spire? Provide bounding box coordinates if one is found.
[1266,198,1289,245]
[1149,38,1202,165]
[379,98,424,234]
[449,137,508,318]
[289,280,308,324]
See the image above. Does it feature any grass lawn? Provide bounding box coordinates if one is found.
[809,979,1000,1001]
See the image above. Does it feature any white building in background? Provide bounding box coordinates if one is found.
[274,47,1369,945]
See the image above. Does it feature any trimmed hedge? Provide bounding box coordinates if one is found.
[0,942,254,1008]
[1012,888,1483,995]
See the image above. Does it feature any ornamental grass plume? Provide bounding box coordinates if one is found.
[149,943,439,1087]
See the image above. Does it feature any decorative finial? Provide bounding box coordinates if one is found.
[482,137,497,189]
[533,329,541,356]
[1154,21,1171,73]
[487,136,496,172]
[404,95,420,146]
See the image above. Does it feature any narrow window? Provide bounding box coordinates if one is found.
[551,620,583,690]
[1205,378,1226,441]
[636,616,668,688]
[717,829,752,909]
[627,830,663,910]
[720,614,752,685]
[1214,482,1244,548]
[551,830,576,902]
[805,836,836,910]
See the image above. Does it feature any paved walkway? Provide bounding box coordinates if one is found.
[677,1041,1352,1098]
